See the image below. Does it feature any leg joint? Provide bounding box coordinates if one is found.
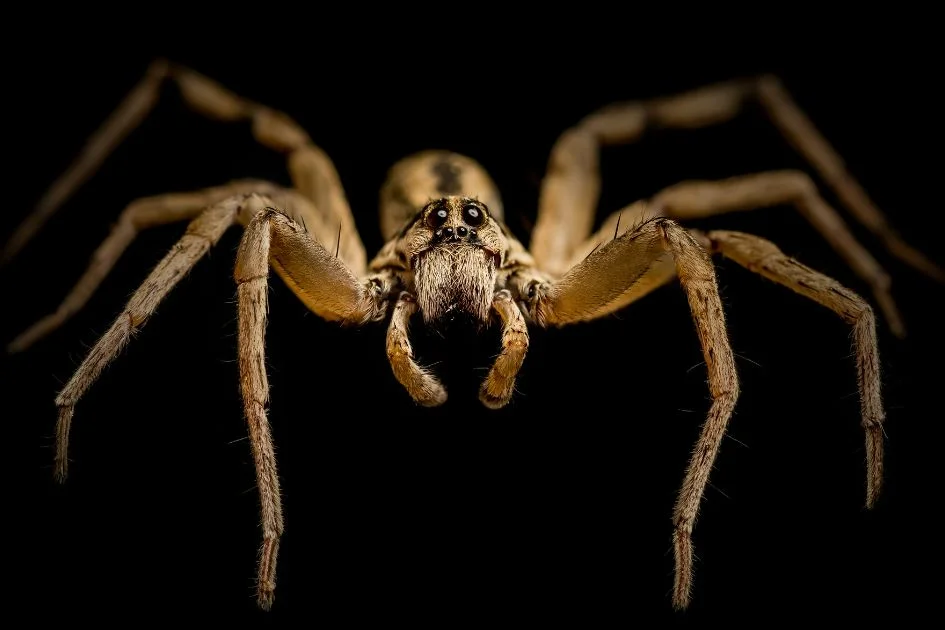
[236,273,268,286]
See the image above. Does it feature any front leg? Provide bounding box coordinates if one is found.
[525,217,738,611]
[234,206,384,609]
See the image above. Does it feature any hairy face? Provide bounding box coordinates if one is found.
[406,197,508,326]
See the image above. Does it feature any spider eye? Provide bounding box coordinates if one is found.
[463,204,485,227]
[427,207,449,229]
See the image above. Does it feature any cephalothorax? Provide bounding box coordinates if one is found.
[7,60,942,610]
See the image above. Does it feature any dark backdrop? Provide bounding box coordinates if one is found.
[7,19,942,625]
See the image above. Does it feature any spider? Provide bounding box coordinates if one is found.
[7,60,942,611]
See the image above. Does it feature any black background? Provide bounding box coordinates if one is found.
[7,17,943,625]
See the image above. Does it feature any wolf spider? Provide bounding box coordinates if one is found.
[7,60,942,611]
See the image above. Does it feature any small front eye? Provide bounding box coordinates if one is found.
[427,207,449,228]
[463,204,485,226]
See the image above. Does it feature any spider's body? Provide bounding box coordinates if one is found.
[7,61,942,611]
[374,153,523,329]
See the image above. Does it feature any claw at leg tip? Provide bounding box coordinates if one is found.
[257,596,273,612]
[257,587,275,611]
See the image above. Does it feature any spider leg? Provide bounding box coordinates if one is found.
[530,76,943,284]
[2,61,168,264]
[2,60,366,274]
[53,194,245,481]
[701,229,884,507]
[652,171,905,337]
[234,205,384,610]
[7,179,284,353]
[564,200,679,310]
[526,217,738,611]
[479,289,529,409]
[386,292,448,406]
[561,171,905,336]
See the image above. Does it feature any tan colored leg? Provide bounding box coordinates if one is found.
[530,76,942,285]
[479,289,529,409]
[565,200,678,311]
[756,77,941,281]
[704,229,885,508]
[233,206,382,609]
[3,60,366,274]
[2,61,169,265]
[563,171,906,336]
[530,217,739,610]
[386,292,448,406]
[652,171,905,337]
[7,180,282,353]
[48,182,379,610]
[54,195,245,482]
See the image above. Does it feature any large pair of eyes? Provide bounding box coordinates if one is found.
[426,204,486,229]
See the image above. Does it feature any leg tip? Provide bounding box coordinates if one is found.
[256,589,274,612]
[7,335,29,354]
[479,388,513,410]
[871,288,907,340]
[866,482,882,510]
[889,321,907,340]
[672,527,693,612]
[7,316,57,353]
[671,592,691,612]
[414,383,448,407]
[479,376,517,410]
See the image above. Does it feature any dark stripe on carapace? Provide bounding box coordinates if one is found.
[396,209,423,238]
[431,155,463,194]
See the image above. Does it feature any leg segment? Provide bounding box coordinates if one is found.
[530,75,942,284]
[386,292,448,406]
[3,60,366,274]
[527,217,738,610]
[2,61,168,264]
[565,200,678,311]
[703,229,885,507]
[652,171,905,337]
[479,289,529,409]
[50,190,379,610]
[564,171,905,336]
[8,180,282,353]
[53,194,244,481]
[234,205,383,609]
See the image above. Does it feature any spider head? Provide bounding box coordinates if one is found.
[407,196,508,328]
